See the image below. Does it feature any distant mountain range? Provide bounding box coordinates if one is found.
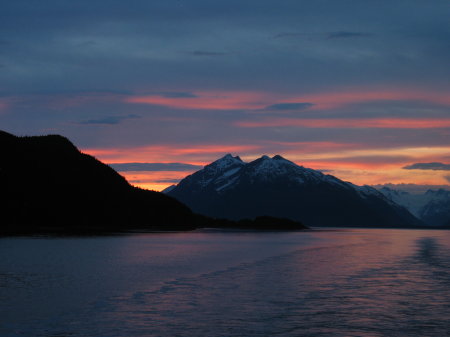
[4,129,447,232]
[377,187,450,226]
[0,131,306,233]
[166,154,423,228]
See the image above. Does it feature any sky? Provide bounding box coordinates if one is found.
[1,0,450,191]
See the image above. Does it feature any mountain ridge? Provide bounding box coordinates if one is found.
[168,154,423,228]
[378,186,450,226]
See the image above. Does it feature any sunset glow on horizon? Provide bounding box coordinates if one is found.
[81,140,450,191]
[1,0,449,192]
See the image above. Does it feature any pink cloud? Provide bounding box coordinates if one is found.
[236,118,450,129]
[293,88,450,110]
[125,91,271,110]
[82,140,450,191]
[83,143,261,164]
[124,87,450,111]
[0,100,8,112]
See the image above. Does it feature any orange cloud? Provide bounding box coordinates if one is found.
[125,91,271,110]
[124,88,450,111]
[118,171,188,191]
[82,141,450,191]
[236,118,450,129]
[293,88,450,110]
[83,144,261,163]
[83,143,259,191]
[298,160,402,171]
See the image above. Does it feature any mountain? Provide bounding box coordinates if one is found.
[378,186,450,226]
[373,183,450,194]
[0,130,196,233]
[167,154,423,228]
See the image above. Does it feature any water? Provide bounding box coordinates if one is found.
[1,228,450,336]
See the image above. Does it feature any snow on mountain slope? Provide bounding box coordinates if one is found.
[208,154,387,199]
[171,154,245,192]
[168,154,422,227]
[377,187,427,217]
[377,187,450,226]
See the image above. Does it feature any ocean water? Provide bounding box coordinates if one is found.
[1,228,450,336]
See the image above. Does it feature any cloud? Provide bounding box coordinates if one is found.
[79,114,140,125]
[155,178,182,183]
[76,40,97,48]
[372,183,450,194]
[445,176,450,183]
[236,117,450,129]
[403,162,450,170]
[126,90,270,110]
[274,32,308,39]
[129,178,181,184]
[189,50,227,56]
[315,155,412,165]
[265,102,314,110]
[155,92,197,98]
[109,162,203,172]
[317,169,333,173]
[274,32,373,40]
[327,31,373,39]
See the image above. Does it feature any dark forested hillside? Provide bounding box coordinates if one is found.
[0,130,195,233]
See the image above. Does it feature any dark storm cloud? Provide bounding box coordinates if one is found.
[403,163,450,171]
[265,103,314,110]
[110,163,203,172]
[79,114,140,125]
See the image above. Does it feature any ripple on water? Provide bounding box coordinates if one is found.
[2,230,450,337]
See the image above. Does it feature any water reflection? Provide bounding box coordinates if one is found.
[415,237,444,266]
[1,229,450,336]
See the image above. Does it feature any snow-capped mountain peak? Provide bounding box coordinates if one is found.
[245,155,306,181]
[168,154,422,227]
[206,154,244,171]
[173,154,245,190]
[272,154,296,164]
